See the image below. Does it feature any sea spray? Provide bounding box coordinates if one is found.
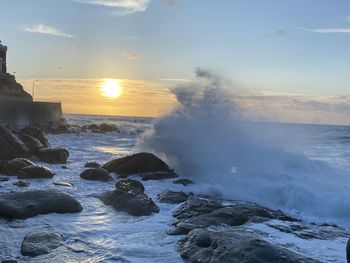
[137,69,350,221]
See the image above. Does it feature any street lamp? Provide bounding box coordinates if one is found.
[32,79,39,100]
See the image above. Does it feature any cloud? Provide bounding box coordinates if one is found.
[265,29,288,37]
[123,50,137,60]
[22,24,74,38]
[71,0,150,15]
[300,27,350,34]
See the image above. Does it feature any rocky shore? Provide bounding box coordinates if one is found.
[0,124,349,262]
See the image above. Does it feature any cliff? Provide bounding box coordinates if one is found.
[0,74,32,100]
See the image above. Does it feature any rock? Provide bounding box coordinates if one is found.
[100,178,159,216]
[141,171,178,181]
[84,161,101,168]
[179,228,321,263]
[53,181,73,187]
[0,189,83,219]
[36,147,69,164]
[18,133,45,154]
[0,126,30,160]
[20,126,50,147]
[173,178,194,186]
[21,231,63,257]
[171,196,297,235]
[347,239,350,263]
[14,180,30,187]
[1,260,17,263]
[18,165,54,179]
[103,152,171,176]
[0,158,34,175]
[87,123,118,133]
[80,168,112,182]
[158,190,192,204]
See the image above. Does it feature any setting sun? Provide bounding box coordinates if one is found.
[101,79,123,98]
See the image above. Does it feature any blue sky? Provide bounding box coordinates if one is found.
[2,0,350,96]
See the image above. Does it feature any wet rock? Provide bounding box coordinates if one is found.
[171,196,297,235]
[0,158,34,175]
[80,168,112,182]
[173,178,194,186]
[0,126,30,160]
[100,178,159,216]
[84,161,101,168]
[141,171,178,181]
[18,134,45,154]
[87,123,118,133]
[20,126,50,147]
[21,231,62,257]
[14,180,30,187]
[53,181,73,187]
[103,152,171,176]
[347,239,350,263]
[0,189,83,219]
[36,147,69,164]
[180,228,321,263]
[158,190,192,204]
[18,165,54,179]
[1,260,18,263]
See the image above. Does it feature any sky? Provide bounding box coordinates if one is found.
[2,0,350,122]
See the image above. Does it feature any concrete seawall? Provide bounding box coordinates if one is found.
[0,100,65,128]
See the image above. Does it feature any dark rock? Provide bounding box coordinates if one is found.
[14,180,30,187]
[1,260,17,263]
[80,168,112,182]
[180,229,321,263]
[53,181,73,187]
[141,171,177,181]
[158,190,192,204]
[87,123,118,133]
[21,231,62,257]
[18,165,54,179]
[18,134,45,154]
[36,147,69,164]
[347,238,350,263]
[173,178,194,186]
[0,126,30,160]
[100,178,159,216]
[84,161,101,168]
[0,189,83,219]
[171,196,297,235]
[20,126,50,148]
[0,158,34,175]
[102,152,171,176]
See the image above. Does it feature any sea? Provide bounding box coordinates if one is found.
[1,113,350,262]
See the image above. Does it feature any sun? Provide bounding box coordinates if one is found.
[101,79,123,98]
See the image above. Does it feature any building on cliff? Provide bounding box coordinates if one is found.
[0,41,66,129]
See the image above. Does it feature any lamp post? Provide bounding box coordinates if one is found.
[32,79,39,100]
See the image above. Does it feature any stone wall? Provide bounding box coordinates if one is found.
[0,100,65,129]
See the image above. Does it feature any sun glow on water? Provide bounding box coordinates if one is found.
[101,79,123,98]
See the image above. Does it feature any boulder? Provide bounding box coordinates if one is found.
[157,190,192,204]
[18,134,45,154]
[84,161,101,168]
[0,158,34,175]
[141,171,177,181]
[180,229,321,263]
[87,123,118,133]
[100,178,159,216]
[102,152,171,176]
[80,168,112,182]
[0,189,83,219]
[20,127,50,147]
[173,178,194,186]
[18,165,54,179]
[21,231,62,257]
[14,180,30,187]
[0,127,30,160]
[36,147,69,164]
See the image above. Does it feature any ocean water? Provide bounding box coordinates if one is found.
[1,113,350,262]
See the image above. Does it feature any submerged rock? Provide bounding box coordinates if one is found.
[0,189,83,219]
[103,152,171,176]
[80,168,112,182]
[179,228,321,263]
[157,190,192,204]
[14,180,30,187]
[141,171,177,181]
[84,161,101,168]
[36,147,69,164]
[173,178,194,186]
[21,231,62,257]
[100,178,159,216]
[0,158,34,175]
[18,165,54,179]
